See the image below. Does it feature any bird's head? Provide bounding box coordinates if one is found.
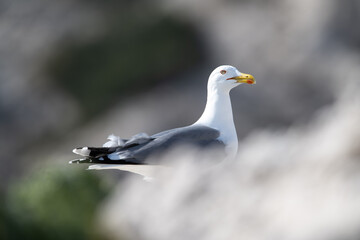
[208,65,255,92]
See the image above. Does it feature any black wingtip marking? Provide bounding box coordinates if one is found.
[69,158,92,164]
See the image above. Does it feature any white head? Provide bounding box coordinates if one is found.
[208,65,255,93]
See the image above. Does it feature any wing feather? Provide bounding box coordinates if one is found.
[71,124,225,165]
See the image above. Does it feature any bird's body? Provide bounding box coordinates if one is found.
[194,77,238,158]
[70,65,255,178]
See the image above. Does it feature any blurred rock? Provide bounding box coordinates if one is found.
[0,0,203,186]
[331,0,360,50]
[0,0,101,185]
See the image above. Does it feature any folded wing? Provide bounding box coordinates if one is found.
[70,124,225,165]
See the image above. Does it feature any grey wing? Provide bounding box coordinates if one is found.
[70,125,225,165]
[108,124,225,164]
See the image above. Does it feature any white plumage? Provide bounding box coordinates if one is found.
[71,65,255,178]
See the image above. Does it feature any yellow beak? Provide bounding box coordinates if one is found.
[227,73,255,84]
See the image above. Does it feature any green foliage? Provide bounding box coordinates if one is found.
[0,196,17,240]
[47,2,203,118]
[5,165,114,240]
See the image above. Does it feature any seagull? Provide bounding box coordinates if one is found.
[70,65,255,179]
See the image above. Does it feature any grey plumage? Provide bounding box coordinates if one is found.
[70,124,225,165]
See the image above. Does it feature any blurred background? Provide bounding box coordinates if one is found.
[1,0,360,239]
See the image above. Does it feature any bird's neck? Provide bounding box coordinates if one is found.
[195,86,234,128]
[194,85,238,157]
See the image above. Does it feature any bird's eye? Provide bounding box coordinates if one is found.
[220,70,227,75]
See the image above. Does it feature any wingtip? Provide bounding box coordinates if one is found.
[69,159,80,164]
[69,158,89,164]
[72,147,91,156]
